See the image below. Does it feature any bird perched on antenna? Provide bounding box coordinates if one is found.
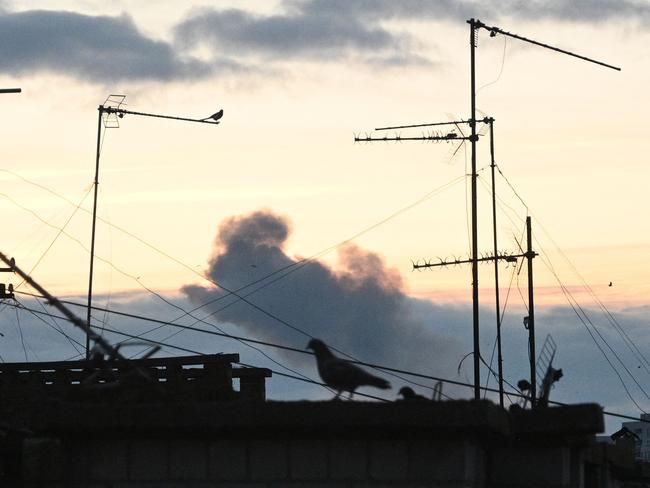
[202,109,223,123]
[307,338,390,400]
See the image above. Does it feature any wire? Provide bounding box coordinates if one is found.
[477,36,508,94]
[499,205,650,412]
[495,164,528,213]
[9,166,647,413]
[492,170,650,397]
[237,362,392,402]
[486,171,650,411]
[15,185,93,290]
[484,334,498,400]
[532,216,650,375]
[0,172,464,395]
[484,263,519,401]
[12,296,469,392]
[497,166,650,382]
[0,170,465,385]
[0,168,464,318]
[540,255,649,410]
[4,299,648,422]
[12,297,84,354]
[464,144,472,257]
[119,291,334,395]
[13,303,28,361]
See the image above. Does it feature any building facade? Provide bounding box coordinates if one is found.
[623,413,650,462]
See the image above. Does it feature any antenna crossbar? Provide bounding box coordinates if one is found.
[413,251,534,270]
[375,116,493,132]
[355,134,474,143]
[104,106,220,125]
[472,19,621,71]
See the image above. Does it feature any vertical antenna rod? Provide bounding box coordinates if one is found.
[86,105,103,359]
[84,100,222,359]
[526,216,537,407]
[469,19,481,400]
[488,118,504,407]
[467,17,618,403]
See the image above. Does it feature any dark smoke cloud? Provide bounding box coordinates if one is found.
[181,209,464,378]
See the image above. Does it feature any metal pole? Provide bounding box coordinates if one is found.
[477,21,621,72]
[86,105,103,359]
[469,19,481,400]
[105,107,220,125]
[526,216,537,407]
[489,119,504,408]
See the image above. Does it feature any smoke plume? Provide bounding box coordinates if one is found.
[182,210,464,382]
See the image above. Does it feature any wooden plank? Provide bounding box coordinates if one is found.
[232,367,272,378]
[0,353,239,372]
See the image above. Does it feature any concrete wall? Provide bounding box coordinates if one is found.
[12,400,631,488]
[24,436,486,487]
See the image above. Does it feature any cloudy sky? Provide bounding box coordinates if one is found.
[0,0,648,432]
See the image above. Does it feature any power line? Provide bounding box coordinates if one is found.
[479,173,650,411]
[5,168,645,417]
[498,168,650,380]
[531,216,650,375]
[13,297,84,355]
[3,300,388,402]
[11,296,470,391]
[0,169,465,390]
[17,288,451,397]
[15,185,93,290]
[3,299,645,422]
[13,303,28,361]
[486,172,650,404]
[493,167,645,372]
[0,168,464,318]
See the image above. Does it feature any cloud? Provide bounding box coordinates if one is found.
[174,0,645,71]
[174,6,425,67]
[178,208,650,416]
[181,209,464,385]
[0,9,223,82]
[1,1,640,84]
[292,0,650,24]
[496,302,650,431]
[4,231,650,425]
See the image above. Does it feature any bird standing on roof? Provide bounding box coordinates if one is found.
[307,338,390,400]
[397,386,429,401]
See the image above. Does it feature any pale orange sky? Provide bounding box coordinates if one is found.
[0,2,649,430]
[0,1,646,313]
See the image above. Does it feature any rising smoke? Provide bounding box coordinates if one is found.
[181,209,465,380]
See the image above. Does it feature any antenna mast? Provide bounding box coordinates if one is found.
[85,96,222,359]
[466,17,619,400]
[356,19,619,402]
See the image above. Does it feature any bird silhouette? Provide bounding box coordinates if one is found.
[202,109,223,123]
[608,282,613,287]
[398,386,429,401]
[307,338,390,400]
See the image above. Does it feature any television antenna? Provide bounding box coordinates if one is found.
[355,19,620,403]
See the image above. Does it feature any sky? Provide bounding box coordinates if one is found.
[0,0,648,432]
